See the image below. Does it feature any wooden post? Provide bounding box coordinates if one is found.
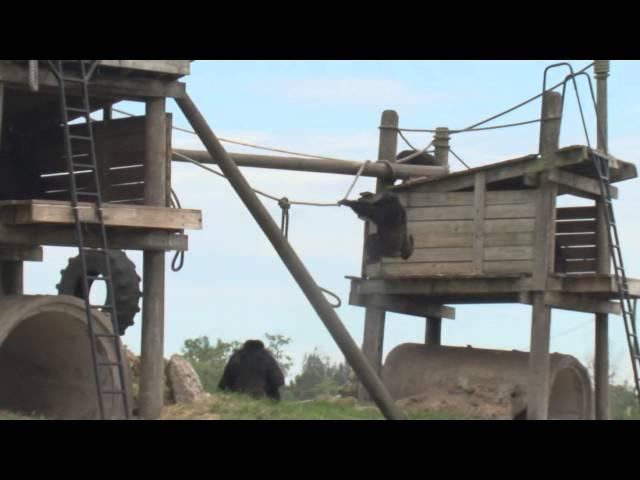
[358,110,398,401]
[0,81,22,295]
[424,127,450,347]
[527,91,562,420]
[138,98,167,420]
[594,60,610,420]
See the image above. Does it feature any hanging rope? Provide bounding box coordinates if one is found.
[169,188,185,272]
[279,197,290,238]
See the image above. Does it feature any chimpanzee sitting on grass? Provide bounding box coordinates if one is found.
[218,340,285,401]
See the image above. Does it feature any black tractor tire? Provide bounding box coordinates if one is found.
[57,250,142,335]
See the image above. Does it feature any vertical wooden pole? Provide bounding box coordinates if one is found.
[358,110,398,401]
[527,91,562,420]
[139,98,167,420]
[424,127,450,346]
[594,60,610,420]
[0,82,23,295]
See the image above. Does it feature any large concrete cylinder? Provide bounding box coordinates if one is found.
[382,344,593,420]
[0,295,132,419]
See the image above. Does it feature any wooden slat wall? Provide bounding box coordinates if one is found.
[555,205,598,274]
[366,189,538,278]
[30,115,171,205]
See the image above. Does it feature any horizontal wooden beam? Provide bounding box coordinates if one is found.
[0,246,42,262]
[349,288,455,319]
[539,291,620,315]
[98,60,190,76]
[0,200,201,231]
[0,62,186,100]
[0,223,187,251]
[548,168,618,199]
[173,149,448,180]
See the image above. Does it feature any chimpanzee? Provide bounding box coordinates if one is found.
[339,190,414,263]
[396,149,438,166]
[218,340,285,401]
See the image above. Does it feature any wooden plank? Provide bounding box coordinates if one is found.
[383,247,473,263]
[556,246,597,259]
[484,246,533,261]
[412,233,474,248]
[556,220,597,234]
[0,200,201,231]
[0,246,42,262]
[0,62,186,100]
[484,260,534,274]
[354,275,533,297]
[404,191,474,207]
[367,261,474,278]
[473,172,486,274]
[486,190,537,205]
[410,220,474,235]
[485,232,535,247]
[528,292,552,420]
[349,290,456,320]
[41,165,145,191]
[562,260,597,273]
[555,233,596,247]
[0,222,188,251]
[484,218,536,234]
[556,206,597,220]
[548,168,618,199]
[543,292,620,315]
[406,202,535,222]
[98,60,191,76]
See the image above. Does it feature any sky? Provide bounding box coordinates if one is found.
[23,60,640,384]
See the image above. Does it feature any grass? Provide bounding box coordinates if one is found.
[161,393,477,420]
[0,410,46,420]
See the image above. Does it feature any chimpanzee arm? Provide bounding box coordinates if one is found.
[218,353,239,391]
[265,354,285,400]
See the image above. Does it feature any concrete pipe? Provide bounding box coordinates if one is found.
[382,344,593,420]
[0,295,132,419]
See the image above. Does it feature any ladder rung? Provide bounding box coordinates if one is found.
[87,275,107,281]
[98,361,122,367]
[95,333,118,339]
[63,76,86,83]
[66,107,89,114]
[91,304,113,310]
[101,390,126,395]
[69,135,91,141]
[72,163,95,170]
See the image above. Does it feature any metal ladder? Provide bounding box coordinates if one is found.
[47,60,131,419]
[592,150,640,402]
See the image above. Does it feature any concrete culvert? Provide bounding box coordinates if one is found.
[0,295,132,419]
[381,343,593,420]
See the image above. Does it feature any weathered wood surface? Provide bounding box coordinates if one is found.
[0,246,42,262]
[394,145,636,194]
[98,60,191,76]
[349,289,455,319]
[0,222,188,251]
[0,62,186,100]
[548,168,618,199]
[0,200,201,231]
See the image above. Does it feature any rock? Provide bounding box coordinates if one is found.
[166,354,206,404]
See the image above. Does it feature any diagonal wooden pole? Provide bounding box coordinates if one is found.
[175,94,407,420]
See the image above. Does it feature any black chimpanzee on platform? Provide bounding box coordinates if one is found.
[218,340,285,401]
[339,190,414,264]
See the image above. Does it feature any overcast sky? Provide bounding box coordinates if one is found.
[24,60,640,384]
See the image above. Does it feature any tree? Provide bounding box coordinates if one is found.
[289,349,355,400]
[264,333,294,378]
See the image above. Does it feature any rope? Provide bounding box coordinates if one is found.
[28,60,39,92]
[279,197,290,238]
[448,147,471,170]
[169,188,185,272]
[382,62,595,136]
[320,287,342,308]
[112,108,355,163]
[397,129,418,150]
[395,140,435,165]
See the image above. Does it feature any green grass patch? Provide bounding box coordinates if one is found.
[209,393,477,420]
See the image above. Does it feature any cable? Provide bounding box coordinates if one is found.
[448,147,471,170]
[168,188,185,272]
[112,108,356,163]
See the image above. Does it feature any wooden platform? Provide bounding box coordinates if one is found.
[349,273,640,316]
[0,200,201,231]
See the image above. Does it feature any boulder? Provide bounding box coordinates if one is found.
[166,354,206,404]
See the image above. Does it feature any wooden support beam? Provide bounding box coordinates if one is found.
[540,292,620,315]
[0,222,187,251]
[0,200,202,231]
[548,168,618,199]
[0,261,23,295]
[0,62,186,100]
[425,317,442,346]
[349,289,455,319]
[173,149,447,180]
[0,246,42,262]
[472,172,486,274]
[358,109,398,401]
[139,98,167,420]
[528,293,552,420]
[594,59,611,421]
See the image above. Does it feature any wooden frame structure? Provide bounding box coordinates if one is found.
[349,79,638,419]
[0,60,200,419]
